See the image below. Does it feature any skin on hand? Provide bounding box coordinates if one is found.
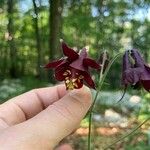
[0,84,92,150]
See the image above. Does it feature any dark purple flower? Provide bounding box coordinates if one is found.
[44,42,100,90]
[122,49,150,92]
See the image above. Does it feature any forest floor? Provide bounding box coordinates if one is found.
[60,119,150,150]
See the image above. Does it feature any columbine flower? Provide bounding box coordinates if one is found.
[44,42,100,90]
[122,49,150,92]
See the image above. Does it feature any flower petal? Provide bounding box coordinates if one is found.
[82,72,95,89]
[145,64,150,73]
[55,67,66,81]
[131,49,145,67]
[43,59,64,68]
[141,80,150,92]
[122,51,131,70]
[55,60,69,71]
[76,79,84,89]
[54,61,70,81]
[70,57,87,72]
[122,51,132,85]
[62,42,79,61]
[83,58,100,69]
[140,66,150,81]
[123,68,142,85]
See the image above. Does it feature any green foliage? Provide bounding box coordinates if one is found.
[0,0,149,84]
[0,76,48,103]
[125,142,149,150]
[124,132,149,150]
[138,92,150,121]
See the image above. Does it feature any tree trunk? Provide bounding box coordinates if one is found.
[32,0,43,79]
[7,0,17,78]
[49,0,63,59]
[48,0,64,83]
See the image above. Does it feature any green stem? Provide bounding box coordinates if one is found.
[103,117,150,150]
[88,112,92,150]
[87,52,122,150]
[88,51,106,150]
[88,90,100,150]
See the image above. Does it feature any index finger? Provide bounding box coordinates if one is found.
[0,84,67,127]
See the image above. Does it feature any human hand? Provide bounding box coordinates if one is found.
[0,84,92,150]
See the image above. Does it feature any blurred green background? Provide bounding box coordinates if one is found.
[0,0,150,149]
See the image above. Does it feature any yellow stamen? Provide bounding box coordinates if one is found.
[65,78,79,90]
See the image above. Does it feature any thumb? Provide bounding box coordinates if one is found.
[0,86,92,150]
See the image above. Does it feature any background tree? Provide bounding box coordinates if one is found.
[49,0,64,59]
[48,0,64,82]
[32,0,43,79]
[7,0,17,78]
